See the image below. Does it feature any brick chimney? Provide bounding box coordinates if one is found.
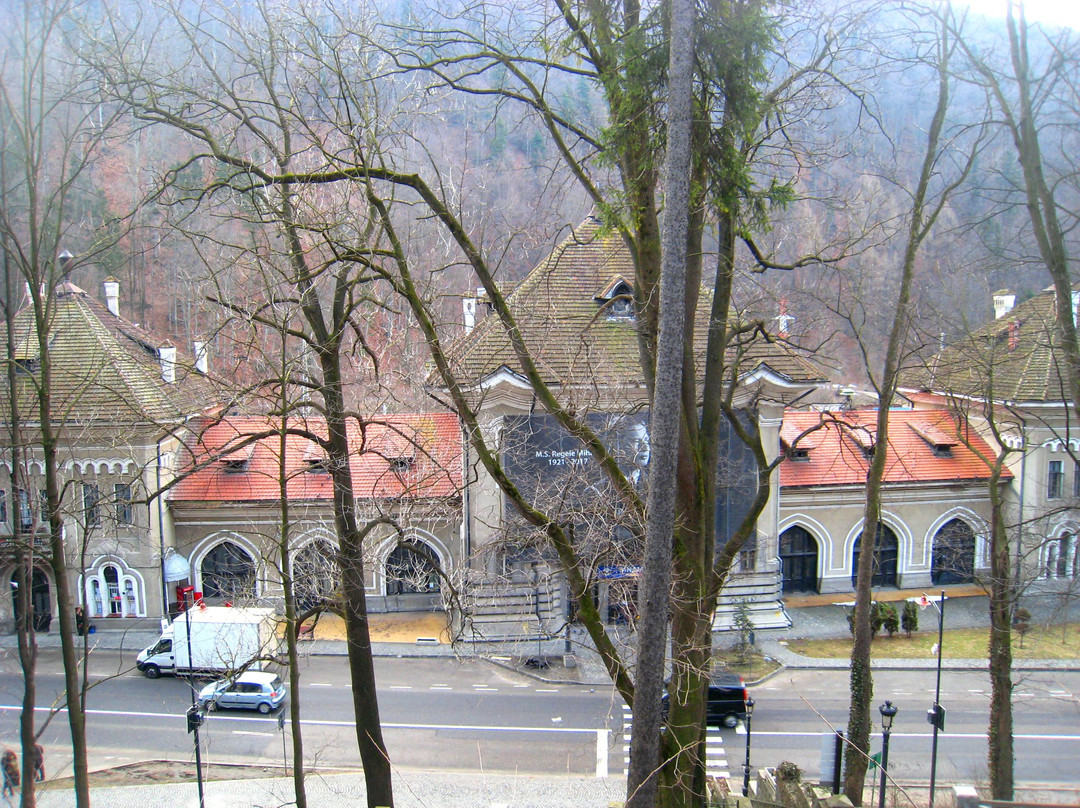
[103,277,120,317]
[993,290,1016,319]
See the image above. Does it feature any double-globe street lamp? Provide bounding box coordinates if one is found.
[878,700,898,808]
[742,697,756,796]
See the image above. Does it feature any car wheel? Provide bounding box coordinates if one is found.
[143,665,160,680]
[257,702,272,715]
[205,701,217,712]
[722,714,739,729]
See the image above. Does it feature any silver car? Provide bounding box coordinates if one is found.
[197,671,287,714]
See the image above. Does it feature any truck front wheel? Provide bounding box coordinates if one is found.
[143,664,161,680]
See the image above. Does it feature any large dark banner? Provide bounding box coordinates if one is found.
[501,411,758,557]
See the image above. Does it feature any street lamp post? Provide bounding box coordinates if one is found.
[742,697,756,797]
[924,591,947,808]
[878,700,898,808]
[180,587,206,808]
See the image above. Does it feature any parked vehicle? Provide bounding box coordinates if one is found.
[198,670,287,714]
[136,605,277,679]
[661,674,750,728]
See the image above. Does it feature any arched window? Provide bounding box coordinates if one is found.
[779,526,819,594]
[851,524,900,588]
[83,559,145,618]
[1044,533,1076,579]
[385,541,440,596]
[294,541,339,612]
[201,542,256,601]
[932,519,977,585]
[11,567,51,632]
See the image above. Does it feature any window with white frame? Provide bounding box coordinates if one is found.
[0,489,6,524]
[1044,533,1077,579]
[114,483,133,525]
[83,483,101,529]
[1048,460,1064,500]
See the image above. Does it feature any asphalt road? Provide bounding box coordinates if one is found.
[1,649,1078,787]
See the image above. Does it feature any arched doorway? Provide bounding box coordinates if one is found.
[200,542,256,601]
[293,541,339,612]
[11,567,51,632]
[385,541,440,600]
[851,524,900,588]
[779,526,819,594]
[932,519,977,585]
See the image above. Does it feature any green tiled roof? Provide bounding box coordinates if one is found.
[444,216,826,390]
[2,282,219,427]
[908,286,1072,403]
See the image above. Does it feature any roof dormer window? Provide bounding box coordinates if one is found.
[303,444,330,474]
[390,456,413,475]
[909,422,957,459]
[595,277,635,321]
[219,443,254,473]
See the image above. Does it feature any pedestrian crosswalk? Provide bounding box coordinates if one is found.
[621,704,730,779]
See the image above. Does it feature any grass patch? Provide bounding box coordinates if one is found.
[713,648,783,679]
[786,622,1080,659]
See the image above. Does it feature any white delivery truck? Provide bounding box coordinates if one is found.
[136,606,278,679]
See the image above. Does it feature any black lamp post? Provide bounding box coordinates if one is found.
[742,697,756,797]
[878,700,898,808]
[180,586,206,808]
[925,592,946,808]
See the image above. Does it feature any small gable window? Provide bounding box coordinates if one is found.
[390,456,413,475]
[909,422,957,458]
[219,443,254,473]
[595,277,635,321]
[303,444,330,474]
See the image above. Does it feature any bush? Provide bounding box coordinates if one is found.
[1013,607,1032,648]
[882,603,900,638]
[870,601,885,637]
[902,601,919,637]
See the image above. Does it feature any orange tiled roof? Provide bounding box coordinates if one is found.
[779,409,1010,488]
[169,414,461,503]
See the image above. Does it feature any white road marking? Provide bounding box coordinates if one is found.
[232,730,273,737]
[308,683,333,687]
[388,685,413,690]
[535,688,559,693]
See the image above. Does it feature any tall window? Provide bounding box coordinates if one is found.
[18,489,33,530]
[0,489,6,523]
[114,483,133,525]
[1074,462,1080,499]
[1048,460,1064,500]
[83,483,101,529]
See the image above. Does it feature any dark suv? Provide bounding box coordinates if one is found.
[662,674,749,728]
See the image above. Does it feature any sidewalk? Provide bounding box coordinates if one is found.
[8,584,1080,681]
[31,769,625,808]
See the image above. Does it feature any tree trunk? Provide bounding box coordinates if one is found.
[626,0,694,803]
[987,468,1014,799]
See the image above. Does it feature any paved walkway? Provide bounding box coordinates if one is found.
[31,770,625,808]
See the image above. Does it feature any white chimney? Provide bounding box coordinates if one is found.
[159,342,177,384]
[993,290,1016,319]
[462,298,477,333]
[193,340,209,374]
[103,277,120,317]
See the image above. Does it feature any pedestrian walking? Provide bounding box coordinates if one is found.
[1,749,18,797]
[32,744,43,782]
[75,606,87,637]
